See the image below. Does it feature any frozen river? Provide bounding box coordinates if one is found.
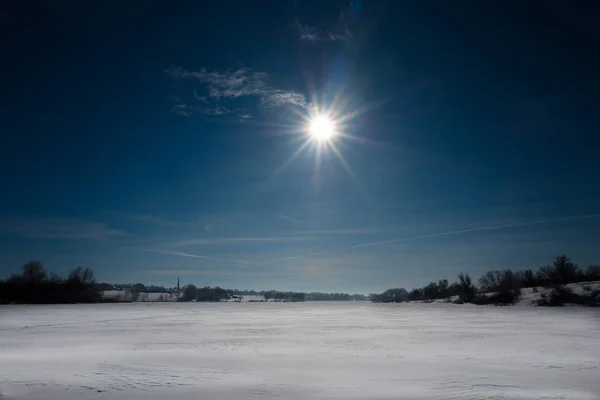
[1,302,599,399]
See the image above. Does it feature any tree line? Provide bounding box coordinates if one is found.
[0,262,367,304]
[0,261,100,304]
[371,255,600,306]
[6,256,596,305]
[306,292,367,301]
[181,286,309,302]
[230,289,366,301]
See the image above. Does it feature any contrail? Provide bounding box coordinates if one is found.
[270,212,304,225]
[143,249,260,265]
[262,213,600,264]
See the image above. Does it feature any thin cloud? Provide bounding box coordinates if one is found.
[193,89,208,103]
[167,67,309,111]
[294,21,324,42]
[294,20,353,43]
[204,104,232,115]
[286,227,393,235]
[170,103,231,117]
[270,212,303,225]
[147,268,296,277]
[169,236,316,247]
[263,213,600,264]
[148,269,210,276]
[144,249,260,265]
[293,0,356,44]
[233,108,252,120]
[130,214,196,227]
[1,217,123,240]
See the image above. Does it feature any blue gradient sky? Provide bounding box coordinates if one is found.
[1,1,599,292]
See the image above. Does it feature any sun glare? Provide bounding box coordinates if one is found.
[308,115,335,141]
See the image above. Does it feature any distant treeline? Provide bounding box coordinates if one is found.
[7,256,595,306]
[306,292,367,301]
[0,262,100,304]
[96,282,175,293]
[230,289,366,301]
[0,262,366,304]
[372,255,600,306]
[182,287,365,302]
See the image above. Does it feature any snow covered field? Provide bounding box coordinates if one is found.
[1,303,599,400]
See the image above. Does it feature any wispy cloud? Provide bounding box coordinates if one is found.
[294,20,352,43]
[263,214,600,264]
[0,217,124,240]
[167,67,309,116]
[171,103,231,117]
[193,89,208,103]
[293,0,359,45]
[169,236,315,248]
[270,212,303,225]
[148,269,210,276]
[286,227,393,235]
[130,214,196,227]
[147,268,295,277]
[144,249,260,265]
[294,21,325,42]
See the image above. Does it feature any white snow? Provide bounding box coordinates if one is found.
[416,281,600,306]
[516,281,600,306]
[1,303,599,399]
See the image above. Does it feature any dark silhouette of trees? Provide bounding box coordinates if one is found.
[522,269,537,287]
[197,286,230,302]
[128,283,147,301]
[131,283,147,293]
[404,280,451,302]
[478,270,501,292]
[437,279,449,298]
[478,269,522,293]
[179,285,238,302]
[23,261,47,282]
[408,288,424,301]
[472,269,522,305]
[457,273,476,302]
[305,292,367,301]
[182,284,199,301]
[370,288,408,303]
[537,285,589,307]
[584,265,600,281]
[68,267,95,285]
[537,255,581,286]
[0,262,100,304]
[423,282,440,300]
[374,254,599,307]
[4,254,598,306]
[263,290,306,302]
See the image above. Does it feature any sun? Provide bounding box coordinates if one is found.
[308,115,335,141]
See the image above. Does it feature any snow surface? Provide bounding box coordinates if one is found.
[1,303,599,399]
[517,281,600,306]
[415,281,600,306]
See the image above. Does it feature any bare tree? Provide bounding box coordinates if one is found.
[22,261,47,282]
[537,255,581,285]
[585,265,600,280]
[68,266,95,285]
[458,273,476,302]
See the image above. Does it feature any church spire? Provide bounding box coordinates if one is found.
[177,277,180,291]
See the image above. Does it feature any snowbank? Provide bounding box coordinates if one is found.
[516,280,600,306]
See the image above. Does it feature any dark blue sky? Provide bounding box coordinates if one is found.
[1,0,599,292]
